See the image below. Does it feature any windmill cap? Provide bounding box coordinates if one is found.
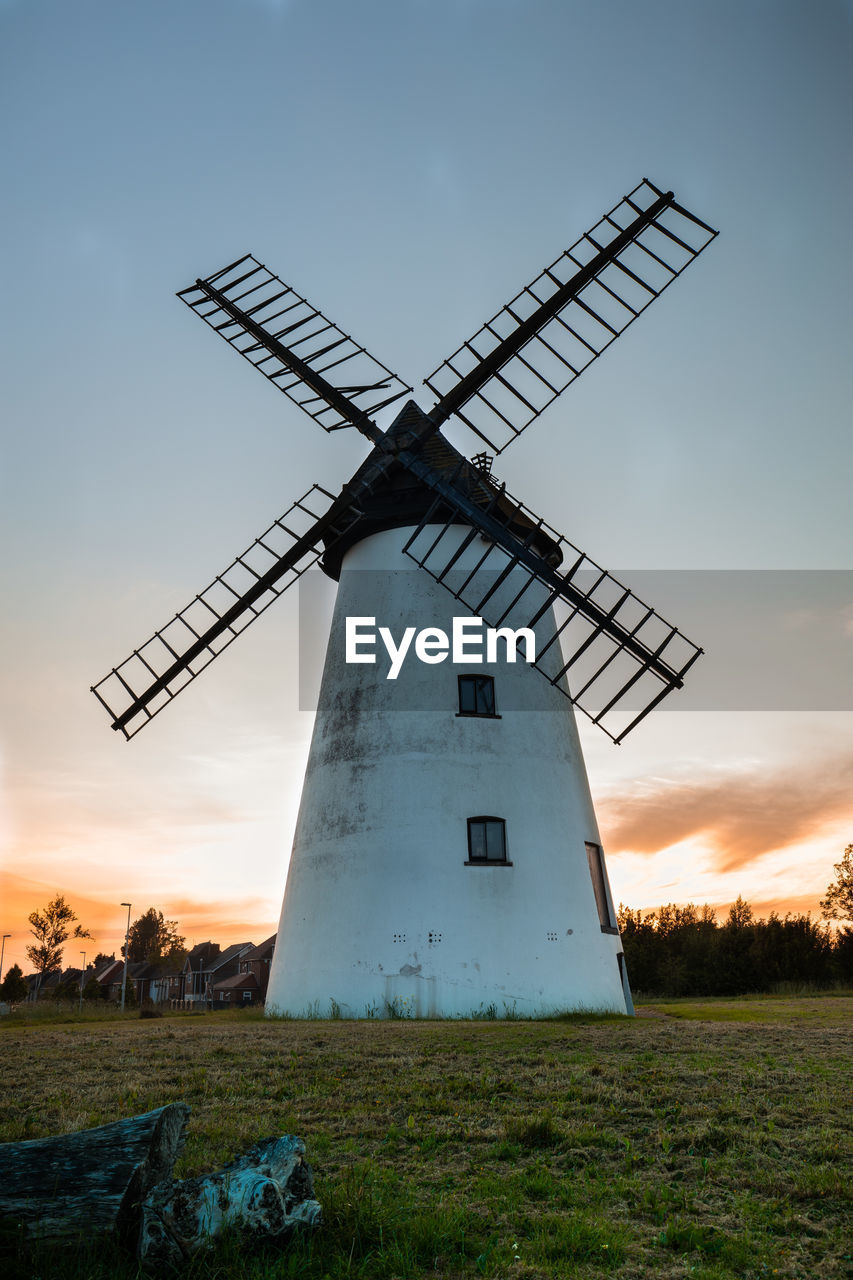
[320,400,562,579]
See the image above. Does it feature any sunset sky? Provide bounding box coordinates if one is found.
[1,0,851,978]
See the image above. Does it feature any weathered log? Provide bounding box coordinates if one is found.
[0,1103,190,1242]
[138,1134,322,1267]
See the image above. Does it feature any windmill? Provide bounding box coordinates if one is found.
[92,178,716,1018]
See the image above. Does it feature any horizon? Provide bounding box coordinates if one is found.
[2,871,841,983]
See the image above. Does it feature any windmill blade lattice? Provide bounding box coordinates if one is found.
[402,476,701,743]
[92,486,355,739]
[179,254,412,433]
[425,179,717,453]
[93,177,716,746]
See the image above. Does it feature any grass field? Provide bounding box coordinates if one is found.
[1,996,851,1279]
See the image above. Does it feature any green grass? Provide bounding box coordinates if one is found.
[1,997,851,1278]
[641,990,853,1023]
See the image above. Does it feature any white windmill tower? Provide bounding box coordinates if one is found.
[93,178,716,1017]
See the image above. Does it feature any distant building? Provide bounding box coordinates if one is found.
[212,935,275,1007]
[169,941,253,1007]
[212,970,259,1006]
[26,964,94,1000]
[23,936,275,1008]
[94,958,126,1000]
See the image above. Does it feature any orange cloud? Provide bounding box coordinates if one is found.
[740,893,829,921]
[599,754,853,873]
[161,896,277,949]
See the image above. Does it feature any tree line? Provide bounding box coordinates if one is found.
[3,846,852,1004]
[619,845,853,998]
[618,851,853,997]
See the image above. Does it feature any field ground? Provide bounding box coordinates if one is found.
[1,995,851,1279]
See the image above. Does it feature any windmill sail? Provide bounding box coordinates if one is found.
[425,179,717,452]
[178,255,412,435]
[95,178,715,745]
[401,474,701,742]
[92,486,355,738]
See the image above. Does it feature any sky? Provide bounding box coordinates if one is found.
[1,0,851,977]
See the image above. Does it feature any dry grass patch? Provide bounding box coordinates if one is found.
[1,999,851,1278]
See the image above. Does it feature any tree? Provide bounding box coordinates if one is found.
[83,976,103,1001]
[125,908,185,966]
[726,895,754,929]
[52,974,81,1001]
[0,963,28,1003]
[820,844,853,924]
[93,952,115,970]
[26,895,92,995]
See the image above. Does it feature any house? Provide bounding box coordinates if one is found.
[244,935,275,991]
[211,969,260,1007]
[26,967,76,1000]
[94,959,159,1003]
[178,942,221,1006]
[25,964,97,1001]
[22,939,267,1008]
[25,970,57,999]
[212,935,275,1007]
[171,941,253,1008]
[94,958,126,1000]
[149,967,181,1005]
[128,961,162,1003]
[207,943,254,1007]
[149,953,197,1005]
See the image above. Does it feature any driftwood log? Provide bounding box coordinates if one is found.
[1,1108,321,1268]
[0,1103,190,1243]
[138,1134,322,1267]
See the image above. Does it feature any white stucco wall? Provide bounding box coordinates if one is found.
[266,525,632,1018]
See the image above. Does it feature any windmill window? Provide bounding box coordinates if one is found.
[457,674,498,717]
[585,841,619,934]
[466,817,511,864]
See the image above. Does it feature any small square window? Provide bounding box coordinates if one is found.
[467,816,508,862]
[458,674,496,716]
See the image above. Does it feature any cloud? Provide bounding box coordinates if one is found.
[737,893,829,921]
[599,753,853,874]
[163,896,278,947]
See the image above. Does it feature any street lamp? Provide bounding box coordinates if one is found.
[0,934,10,985]
[79,950,86,1013]
[120,903,132,1013]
